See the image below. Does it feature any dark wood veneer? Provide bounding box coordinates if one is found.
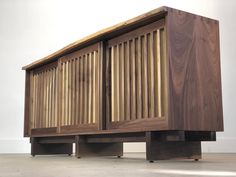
[23,6,223,161]
[166,8,223,131]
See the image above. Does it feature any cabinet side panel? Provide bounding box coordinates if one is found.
[166,8,223,131]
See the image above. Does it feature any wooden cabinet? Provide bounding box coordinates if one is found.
[23,6,223,161]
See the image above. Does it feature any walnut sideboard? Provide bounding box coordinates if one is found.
[22,6,223,162]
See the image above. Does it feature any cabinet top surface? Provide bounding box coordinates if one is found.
[22,6,217,70]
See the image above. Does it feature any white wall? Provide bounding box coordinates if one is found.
[0,0,235,153]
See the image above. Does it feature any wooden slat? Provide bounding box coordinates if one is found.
[37,73,40,128]
[37,72,40,128]
[53,68,56,127]
[119,43,125,121]
[136,37,142,119]
[43,71,47,128]
[61,63,65,126]
[72,59,76,125]
[115,45,120,122]
[148,33,155,118]
[88,53,92,124]
[160,29,166,117]
[92,52,96,124]
[111,46,116,122]
[55,66,59,129]
[84,55,88,124]
[45,71,48,128]
[75,58,79,125]
[41,71,44,128]
[39,72,45,128]
[99,42,105,129]
[68,61,72,126]
[106,47,111,127]
[94,51,100,124]
[50,69,53,127]
[52,68,55,127]
[70,60,74,126]
[32,74,35,128]
[79,57,84,124]
[47,69,52,127]
[65,62,69,126]
[124,42,130,121]
[142,35,148,118]
[130,39,136,120]
[154,29,162,117]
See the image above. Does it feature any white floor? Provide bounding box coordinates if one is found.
[0,153,236,177]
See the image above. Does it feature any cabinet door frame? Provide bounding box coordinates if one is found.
[105,19,169,132]
[26,42,103,136]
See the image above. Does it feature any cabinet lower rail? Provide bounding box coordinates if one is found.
[30,131,216,162]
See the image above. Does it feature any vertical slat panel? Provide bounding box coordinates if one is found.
[64,63,67,125]
[147,33,155,118]
[43,71,47,128]
[142,35,149,118]
[45,70,48,128]
[52,68,55,127]
[65,61,70,125]
[38,73,41,128]
[61,63,65,126]
[119,43,125,122]
[50,69,53,127]
[111,46,116,122]
[92,52,96,123]
[48,69,51,127]
[70,60,74,126]
[68,61,72,125]
[84,55,88,124]
[136,37,142,119]
[154,30,162,117]
[90,53,94,124]
[94,51,99,124]
[160,28,166,117]
[75,58,79,125]
[115,45,120,122]
[33,74,36,128]
[79,57,84,124]
[42,71,45,128]
[50,68,53,128]
[55,67,58,128]
[88,53,92,124]
[124,42,130,121]
[72,59,76,125]
[35,74,39,128]
[130,39,136,120]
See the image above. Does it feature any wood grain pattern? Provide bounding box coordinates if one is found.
[166,8,223,131]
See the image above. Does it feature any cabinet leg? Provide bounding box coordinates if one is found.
[146,132,202,161]
[31,137,73,156]
[75,136,123,158]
